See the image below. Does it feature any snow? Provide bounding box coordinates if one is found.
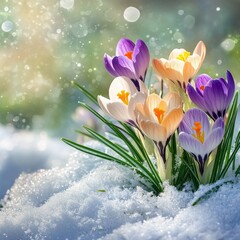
[0,125,240,239]
[0,125,71,199]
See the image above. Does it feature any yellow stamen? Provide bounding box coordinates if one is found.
[117,90,130,105]
[200,85,205,91]
[176,51,191,62]
[124,51,133,60]
[192,121,204,144]
[154,108,165,124]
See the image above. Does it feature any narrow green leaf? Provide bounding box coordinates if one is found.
[168,133,177,184]
[210,92,239,183]
[181,151,200,190]
[73,81,98,105]
[220,142,240,178]
[75,129,94,139]
[83,127,163,192]
[62,138,131,167]
[192,180,233,206]
[235,165,240,176]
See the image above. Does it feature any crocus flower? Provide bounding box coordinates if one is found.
[152,41,206,91]
[179,108,225,174]
[135,92,183,163]
[104,38,150,91]
[97,76,147,127]
[187,71,235,120]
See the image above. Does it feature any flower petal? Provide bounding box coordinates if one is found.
[179,108,210,136]
[164,59,184,82]
[97,95,111,116]
[145,94,166,121]
[204,126,224,154]
[226,70,235,106]
[116,38,135,56]
[195,74,212,95]
[212,117,224,131]
[193,41,206,61]
[192,41,206,74]
[168,48,186,60]
[139,120,167,143]
[128,92,147,121]
[161,107,183,137]
[107,102,130,122]
[183,54,201,83]
[98,96,129,122]
[132,39,150,80]
[187,84,208,111]
[179,132,204,156]
[163,92,182,112]
[203,80,228,117]
[152,58,168,80]
[109,77,137,102]
[103,54,118,77]
[112,56,136,80]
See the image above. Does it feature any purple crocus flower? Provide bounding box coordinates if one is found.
[187,71,235,120]
[104,38,150,91]
[179,108,224,174]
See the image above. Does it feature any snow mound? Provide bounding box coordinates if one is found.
[0,125,71,199]
[0,139,240,239]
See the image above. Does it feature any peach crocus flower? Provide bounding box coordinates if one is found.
[135,92,183,179]
[152,41,206,91]
[97,76,147,127]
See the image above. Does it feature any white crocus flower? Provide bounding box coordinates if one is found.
[98,76,147,127]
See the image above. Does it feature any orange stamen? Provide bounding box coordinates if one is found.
[154,108,165,124]
[117,90,130,105]
[192,121,204,144]
[176,51,190,62]
[200,85,205,91]
[124,51,133,60]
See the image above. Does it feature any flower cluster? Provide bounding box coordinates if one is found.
[99,38,238,182]
[64,38,239,195]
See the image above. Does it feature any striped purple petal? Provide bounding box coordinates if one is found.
[132,39,150,81]
[179,132,204,156]
[195,74,212,96]
[187,84,207,112]
[203,80,228,119]
[226,70,235,106]
[212,117,224,131]
[116,38,135,56]
[103,54,118,77]
[112,56,136,80]
[179,108,210,135]
[204,123,224,154]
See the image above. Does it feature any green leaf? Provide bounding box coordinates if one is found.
[192,180,234,206]
[168,133,177,185]
[62,138,131,167]
[75,129,94,139]
[83,127,163,193]
[97,189,106,192]
[181,151,200,190]
[66,83,165,194]
[210,92,239,183]
[73,81,98,105]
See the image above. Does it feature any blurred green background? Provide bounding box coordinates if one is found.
[0,0,239,138]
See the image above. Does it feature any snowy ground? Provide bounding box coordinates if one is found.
[0,125,240,240]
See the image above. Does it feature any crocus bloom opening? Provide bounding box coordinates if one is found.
[135,92,183,163]
[98,76,147,127]
[104,38,150,91]
[179,108,225,175]
[187,71,235,120]
[152,41,206,91]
